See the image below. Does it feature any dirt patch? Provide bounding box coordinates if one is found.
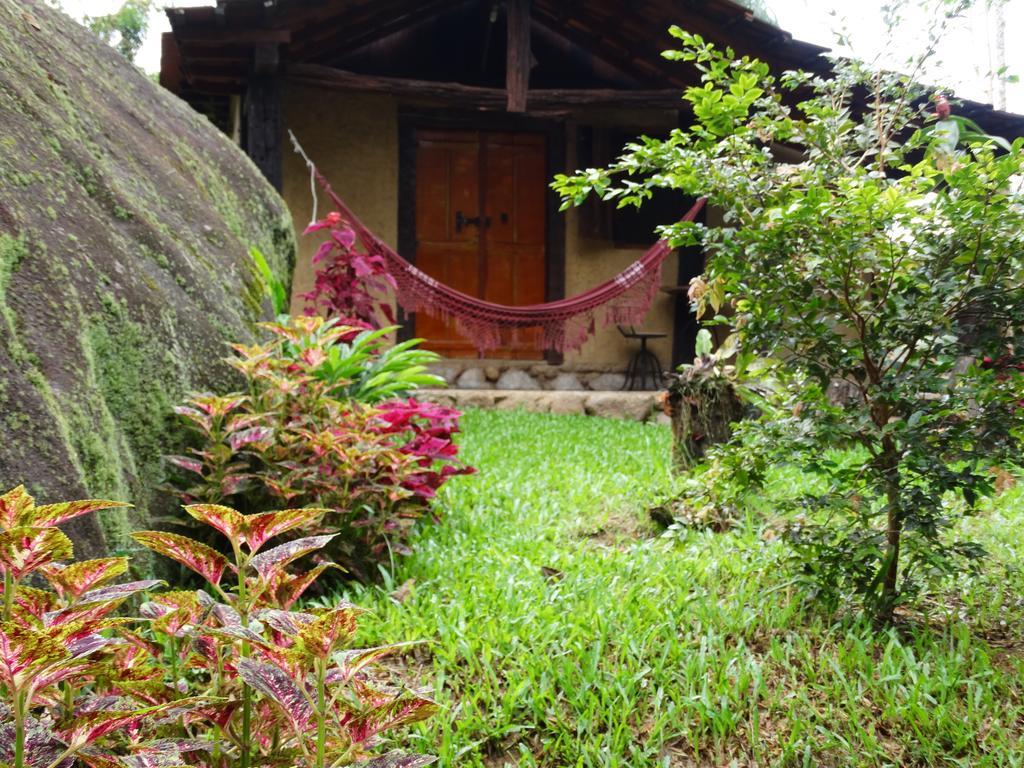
[575,506,658,547]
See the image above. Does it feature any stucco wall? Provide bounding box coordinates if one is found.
[561,110,680,368]
[281,85,686,371]
[283,88,399,309]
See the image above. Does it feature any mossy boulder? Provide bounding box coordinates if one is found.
[0,0,295,560]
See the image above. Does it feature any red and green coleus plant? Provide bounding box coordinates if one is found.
[0,486,438,768]
[166,315,473,574]
[374,399,468,501]
[165,394,269,504]
[0,485,209,768]
[131,502,438,768]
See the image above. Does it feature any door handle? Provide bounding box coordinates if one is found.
[455,211,491,233]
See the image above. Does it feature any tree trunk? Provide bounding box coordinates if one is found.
[665,366,744,472]
[878,437,903,623]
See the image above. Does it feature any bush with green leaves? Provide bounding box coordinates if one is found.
[554,19,1024,621]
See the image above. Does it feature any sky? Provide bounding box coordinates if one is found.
[60,0,1024,114]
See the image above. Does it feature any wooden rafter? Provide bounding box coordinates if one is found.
[529,20,641,88]
[166,0,831,100]
[506,0,531,112]
[289,0,456,63]
[529,4,680,86]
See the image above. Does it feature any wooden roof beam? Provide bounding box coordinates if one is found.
[506,0,531,112]
[530,4,681,86]
[287,62,685,110]
[529,20,642,88]
[176,28,291,44]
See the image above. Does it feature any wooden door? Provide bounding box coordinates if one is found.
[414,129,546,359]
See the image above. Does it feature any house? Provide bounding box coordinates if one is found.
[159,0,1024,385]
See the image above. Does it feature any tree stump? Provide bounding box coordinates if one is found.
[663,360,744,471]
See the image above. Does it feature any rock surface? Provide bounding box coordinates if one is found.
[456,368,492,389]
[548,372,584,391]
[585,392,654,421]
[496,369,541,390]
[588,372,627,391]
[428,361,640,392]
[430,363,462,385]
[0,0,294,558]
[547,392,588,415]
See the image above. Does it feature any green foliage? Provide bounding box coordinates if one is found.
[166,315,470,576]
[84,0,153,62]
[553,20,1024,621]
[255,316,443,405]
[250,247,289,317]
[0,485,437,768]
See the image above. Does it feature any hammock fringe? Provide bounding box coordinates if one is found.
[304,155,704,354]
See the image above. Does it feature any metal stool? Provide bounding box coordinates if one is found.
[617,325,667,391]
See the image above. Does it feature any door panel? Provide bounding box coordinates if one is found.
[413,129,546,360]
[482,133,546,352]
[414,133,481,357]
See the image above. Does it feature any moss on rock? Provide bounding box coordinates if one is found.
[0,0,295,560]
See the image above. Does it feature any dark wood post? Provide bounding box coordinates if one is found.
[245,44,283,190]
[544,121,566,365]
[670,203,706,368]
[396,120,418,344]
[506,0,531,112]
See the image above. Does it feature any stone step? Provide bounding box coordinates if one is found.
[418,389,669,422]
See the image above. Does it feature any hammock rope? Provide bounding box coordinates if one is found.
[290,132,705,354]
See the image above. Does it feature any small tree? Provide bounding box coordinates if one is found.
[554,12,1024,622]
[85,0,153,62]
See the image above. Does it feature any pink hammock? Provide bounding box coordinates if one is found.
[315,169,704,354]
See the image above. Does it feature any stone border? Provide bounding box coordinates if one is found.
[420,389,669,422]
[429,361,641,392]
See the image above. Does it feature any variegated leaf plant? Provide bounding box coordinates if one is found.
[0,488,437,768]
[132,502,437,768]
[0,486,209,768]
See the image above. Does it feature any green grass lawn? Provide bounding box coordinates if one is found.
[332,409,1024,767]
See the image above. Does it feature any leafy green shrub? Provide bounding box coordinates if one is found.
[554,24,1024,621]
[0,485,437,768]
[249,316,443,405]
[167,316,472,575]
